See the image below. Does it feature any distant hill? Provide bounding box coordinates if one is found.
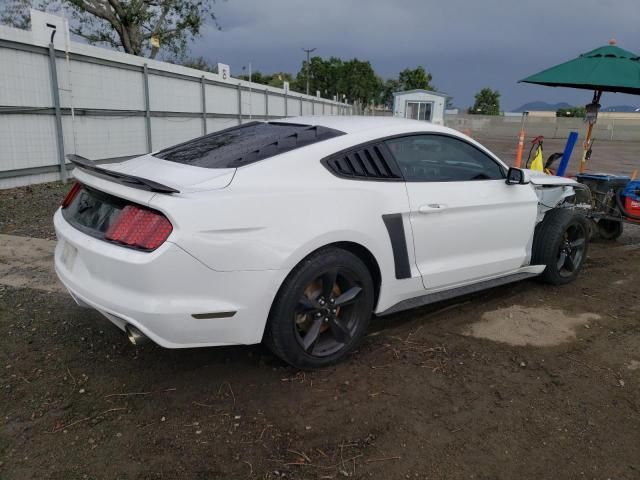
[512,101,572,112]
[601,105,640,112]
[513,101,640,113]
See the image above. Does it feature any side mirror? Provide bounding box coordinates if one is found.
[506,167,528,185]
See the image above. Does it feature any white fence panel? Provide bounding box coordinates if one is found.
[151,117,203,151]
[268,95,285,116]
[206,84,238,115]
[62,116,148,159]
[207,117,240,132]
[0,114,57,169]
[0,48,52,107]
[58,59,145,111]
[149,74,201,113]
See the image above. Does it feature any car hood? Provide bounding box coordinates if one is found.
[524,169,578,186]
[100,154,236,193]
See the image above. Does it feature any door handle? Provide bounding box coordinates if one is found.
[418,203,448,214]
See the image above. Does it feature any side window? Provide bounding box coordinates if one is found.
[385,135,505,182]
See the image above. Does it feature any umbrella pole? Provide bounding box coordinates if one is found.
[579,90,602,173]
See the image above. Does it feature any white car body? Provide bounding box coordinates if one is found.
[53,116,582,349]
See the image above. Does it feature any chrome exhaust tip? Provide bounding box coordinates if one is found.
[125,324,149,346]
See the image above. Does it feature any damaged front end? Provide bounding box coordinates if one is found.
[524,170,592,223]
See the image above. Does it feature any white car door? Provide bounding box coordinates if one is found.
[385,134,538,290]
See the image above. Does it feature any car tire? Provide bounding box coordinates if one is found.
[596,218,623,241]
[264,247,374,369]
[532,208,590,285]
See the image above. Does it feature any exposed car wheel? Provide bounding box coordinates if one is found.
[596,218,623,241]
[265,247,374,369]
[532,209,589,285]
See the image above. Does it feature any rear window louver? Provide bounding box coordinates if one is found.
[322,144,403,181]
[154,121,345,169]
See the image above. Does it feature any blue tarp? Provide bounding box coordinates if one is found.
[623,180,640,201]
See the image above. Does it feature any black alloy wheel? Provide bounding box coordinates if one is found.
[265,248,374,369]
[532,208,590,285]
[556,223,587,278]
[294,268,363,357]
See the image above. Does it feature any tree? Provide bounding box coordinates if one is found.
[1,0,31,29]
[446,97,454,109]
[380,78,399,108]
[0,0,219,59]
[336,58,382,105]
[237,71,295,89]
[294,56,343,98]
[181,56,215,72]
[398,66,434,91]
[292,56,382,104]
[556,106,586,118]
[469,88,501,115]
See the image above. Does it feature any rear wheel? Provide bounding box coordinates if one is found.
[265,248,374,369]
[532,209,590,285]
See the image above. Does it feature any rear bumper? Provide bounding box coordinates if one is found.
[53,209,284,348]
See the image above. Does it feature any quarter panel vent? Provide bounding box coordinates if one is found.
[322,143,403,181]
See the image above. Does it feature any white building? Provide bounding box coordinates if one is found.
[392,89,449,125]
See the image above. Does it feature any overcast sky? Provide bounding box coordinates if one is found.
[189,0,640,111]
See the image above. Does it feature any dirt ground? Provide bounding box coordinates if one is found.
[1,143,640,479]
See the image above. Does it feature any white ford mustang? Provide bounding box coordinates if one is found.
[54,116,590,368]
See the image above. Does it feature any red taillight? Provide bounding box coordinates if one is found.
[61,182,82,209]
[105,205,173,251]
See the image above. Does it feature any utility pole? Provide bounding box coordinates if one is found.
[242,63,253,119]
[302,47,316,95]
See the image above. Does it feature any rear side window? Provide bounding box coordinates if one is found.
[385,134,505,182]
[154,121,345,168]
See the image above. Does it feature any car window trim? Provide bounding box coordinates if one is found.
[321,131,507,183]
[383,132,507,182]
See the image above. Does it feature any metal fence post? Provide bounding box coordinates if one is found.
[143,64,152,152]
[284,93,288,117]
[611,117,615,141]
[201,76,207,135]
[312,101,315,116]
[299,97,303,116]
[265,89,269,118]
[48,43,67,183]
[237,83,242,124]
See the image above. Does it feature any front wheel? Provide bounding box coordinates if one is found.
[532,209,590,285]
[264,247,374,369]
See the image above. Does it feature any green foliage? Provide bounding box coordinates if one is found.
[237,71,295,89]
[379,67,435,108]
[380,79,399,107]
[398,66,434,91]
[0,0,31,29]
[0,0,219,59]
[555,106,586,118]
[181,56,216,72]
[469,88,501,115]
[293,56,382,104]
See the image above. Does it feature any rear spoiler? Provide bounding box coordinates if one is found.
[66,154,180,194]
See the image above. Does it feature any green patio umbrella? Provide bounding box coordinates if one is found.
[520,40,640,172]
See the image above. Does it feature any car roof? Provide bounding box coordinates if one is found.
[276,115,455,135]
[275,116,507,169]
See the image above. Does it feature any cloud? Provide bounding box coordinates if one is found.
[191,0,640,110]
